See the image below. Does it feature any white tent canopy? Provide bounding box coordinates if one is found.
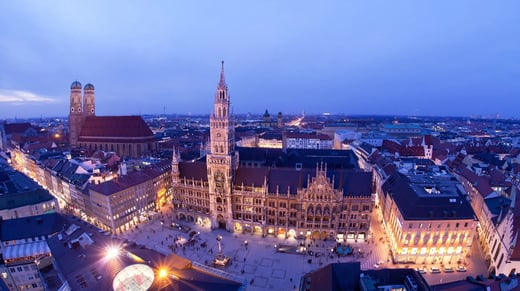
[3,241,51,260]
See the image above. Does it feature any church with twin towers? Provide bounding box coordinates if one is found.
[172,62,373,241]
[68,81,157,157]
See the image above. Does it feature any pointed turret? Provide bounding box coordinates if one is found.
[218,60,227,90]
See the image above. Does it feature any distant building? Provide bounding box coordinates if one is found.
[333,129,362,150]
[283,131,333,150]
[258,131,283,149]
[68,82,158,157]
[381,123,422,135]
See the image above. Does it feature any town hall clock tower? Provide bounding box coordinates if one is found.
[207,62,238,230]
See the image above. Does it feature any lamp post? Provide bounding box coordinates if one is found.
[216,235,223,254]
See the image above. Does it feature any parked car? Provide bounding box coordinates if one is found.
[443,266,454,273]
[415,267,427,274]
[430,267,441,273]
[457,265,467,272]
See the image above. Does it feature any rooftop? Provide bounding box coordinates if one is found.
[0,212,65,241]
[382,172,476,221]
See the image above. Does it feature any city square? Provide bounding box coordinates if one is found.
[117,203,489,290]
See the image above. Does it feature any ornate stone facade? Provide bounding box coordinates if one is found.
[172,63,374,241]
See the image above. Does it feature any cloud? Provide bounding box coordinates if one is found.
[0,89,60,105]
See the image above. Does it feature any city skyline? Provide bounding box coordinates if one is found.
[1,1,519,119]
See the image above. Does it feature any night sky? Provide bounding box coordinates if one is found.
[1,1,519,118]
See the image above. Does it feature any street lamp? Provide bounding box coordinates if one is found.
[105,245,120,260]
[158,268,168,278]
[216,235,223,254]
[244,240,248,249]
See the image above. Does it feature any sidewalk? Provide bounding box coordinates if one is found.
[117,205,488,289]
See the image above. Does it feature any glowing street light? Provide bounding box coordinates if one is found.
[106,245,121,259]
[158,268,168,278]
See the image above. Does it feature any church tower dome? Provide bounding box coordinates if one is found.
[70,81,82,89]
[69,81,84,146]
[83,83,95,116]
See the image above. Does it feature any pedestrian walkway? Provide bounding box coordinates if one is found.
[117,205,488,290]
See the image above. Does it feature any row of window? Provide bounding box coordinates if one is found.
[408,222,469,229]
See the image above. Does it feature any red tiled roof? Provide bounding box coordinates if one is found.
[399,145,425,157]
[382,140,401,154]
[5,123,32,134]
[179,161,207,181]
[89,163,170,196]
[79,116,154,139]
[235,167,268,188]
[89,170,153,195]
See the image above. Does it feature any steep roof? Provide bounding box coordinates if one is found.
[4,122,33,135]
[264,167,372,196]
[235,167,268,188]
[78,116,155,141]
[179,161,208,182]
[89,166,166,196]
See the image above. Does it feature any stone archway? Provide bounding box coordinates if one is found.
[217,214,226,229]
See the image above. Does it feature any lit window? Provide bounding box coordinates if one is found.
[420,248,427,255]
[401,248,408,255]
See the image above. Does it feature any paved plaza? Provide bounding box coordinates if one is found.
[118,206,489,290]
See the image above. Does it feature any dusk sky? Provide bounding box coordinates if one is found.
[1,1,519,119]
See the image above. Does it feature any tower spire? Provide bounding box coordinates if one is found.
[218,60,227,89]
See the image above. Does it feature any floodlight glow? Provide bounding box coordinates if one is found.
[106,246,120,259]
[158,268,168,278]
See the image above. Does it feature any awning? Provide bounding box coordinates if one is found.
[3,241,51,260]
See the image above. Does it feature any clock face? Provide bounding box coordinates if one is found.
[91,109,94,114]
[71,108,74,112]
[78,107,82,112]
[216,132,221,137]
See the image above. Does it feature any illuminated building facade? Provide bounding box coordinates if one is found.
[88,161,172,233]
[380,171,477,264]
[172,63,374,241]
